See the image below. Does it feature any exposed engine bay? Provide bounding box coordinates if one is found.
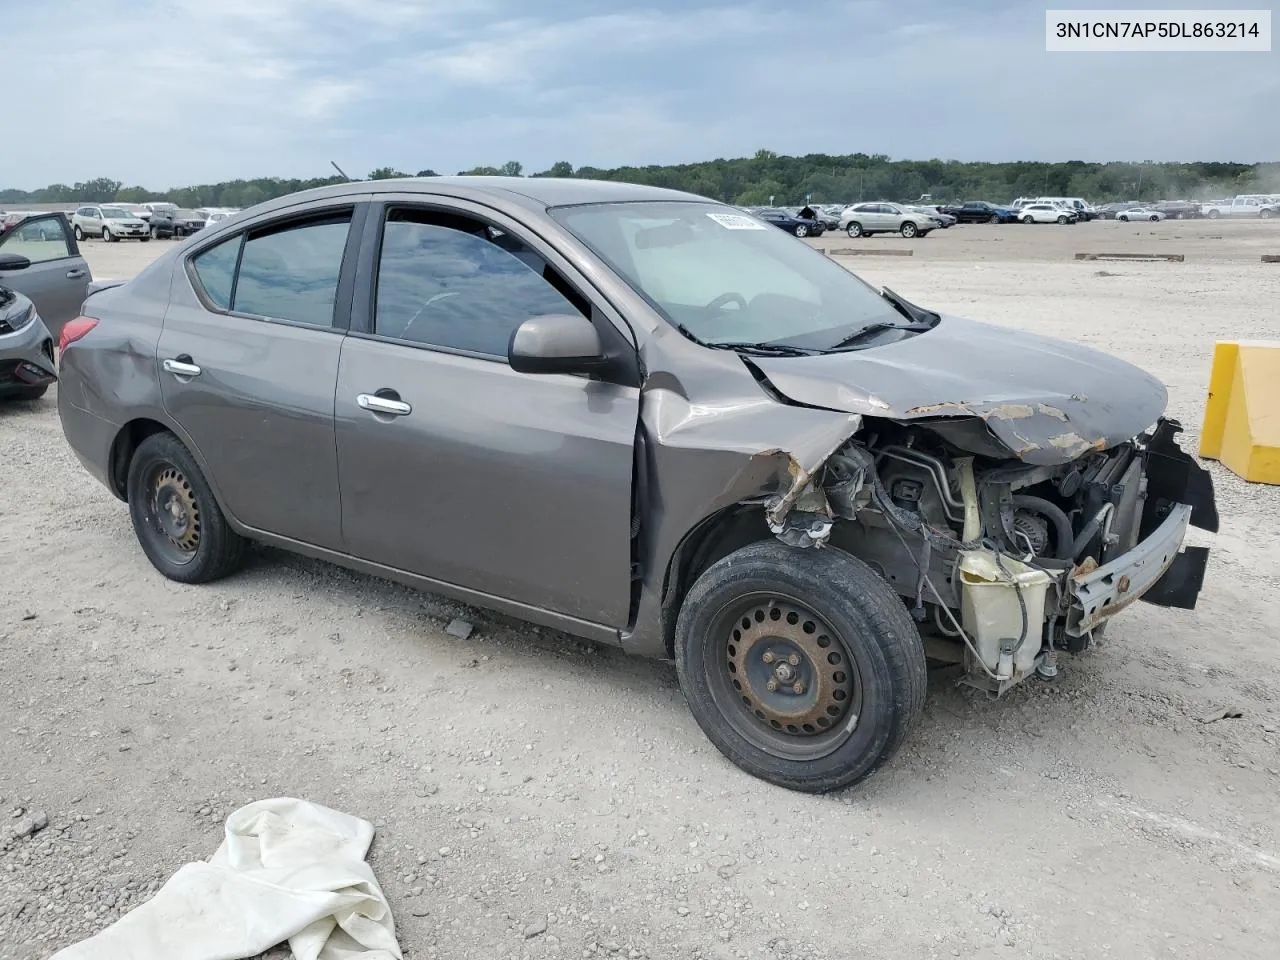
[765,416,1219,694]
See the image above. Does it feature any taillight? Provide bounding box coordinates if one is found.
[59,316,98,354]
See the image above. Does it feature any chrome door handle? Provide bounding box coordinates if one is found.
[357,394,411,416]
[162,358,202,378]
[66,268,87,279]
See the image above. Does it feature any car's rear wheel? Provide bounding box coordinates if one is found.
[73,225,84,241]
[988,214,1001,224]
[846,222,863,238]
[127,432,247,584]
[1149,215,1160,222]
[1118,215,1129,222]
[675,540,926,793]
[1261,208,1276,219]
[794,224,808,238]
[900,221,918,238]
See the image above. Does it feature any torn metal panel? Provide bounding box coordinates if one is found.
[749,314,1168,466]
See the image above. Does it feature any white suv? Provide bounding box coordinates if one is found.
[71,205,151,243]
[1019,203,1076,224]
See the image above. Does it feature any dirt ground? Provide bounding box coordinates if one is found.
[3,219,1279,960]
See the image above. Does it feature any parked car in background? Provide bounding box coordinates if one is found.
[1116,207,1166,222]
[943,201,1019,224]
[797,205,840,231]
[71,206,151,242]
[1201,196,1279,219]
[203,210,238,227]
[902,205,955,228]
[1019,203,1076,224]
[55,176,1217,794]
[0,285,58,402]
[143,202,179,220]
[755,207,826,238]
[0,211,90,339]
[839,202,935,238]
[1150,200,1202,220]
[1093,202,1137,220]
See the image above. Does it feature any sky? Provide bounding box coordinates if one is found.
[5,0,1278,190]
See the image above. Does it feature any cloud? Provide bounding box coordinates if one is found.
[2,0,1276,190]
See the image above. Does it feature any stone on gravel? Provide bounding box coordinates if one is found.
[445,618,475,640]
[524,918,548,938]
[12,810,48,838]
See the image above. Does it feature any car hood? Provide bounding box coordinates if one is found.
[748,314,1168,466]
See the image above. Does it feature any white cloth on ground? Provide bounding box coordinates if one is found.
[49,797,402,960]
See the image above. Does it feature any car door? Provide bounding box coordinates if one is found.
[0,214,90,336]
[156,201,367,549]
[334,198,641,628]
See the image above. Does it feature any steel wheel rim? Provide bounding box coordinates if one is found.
[144,463,201,565]
[706,592,863,760]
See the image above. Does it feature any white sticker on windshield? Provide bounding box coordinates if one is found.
[706,212,767,230]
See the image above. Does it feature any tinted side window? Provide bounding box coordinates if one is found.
[0,216,72,262]
[232,215,351,326]
[374,210,585,357]
[191,235,241,310]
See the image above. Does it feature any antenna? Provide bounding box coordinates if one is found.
[330,161,352,182]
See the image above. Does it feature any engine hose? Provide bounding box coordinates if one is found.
[1011,495,1075,561]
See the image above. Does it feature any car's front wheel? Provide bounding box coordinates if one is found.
[794,224,808,238]
[675,540,927,793]
[1118,215,1129,222]
[1057,215,1069,224]
[845,222,863,238]
[1149,215,1160,222]
[1021,216,1034,224]
[900,221,918,238]
[127,432,247,584]
[150,226,159,239]
[102,227,114,242]
[988,214,1001,224]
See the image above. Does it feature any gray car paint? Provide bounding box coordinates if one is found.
[57,176,1178,662]
[0,288,57,398]
[0,213,91,337]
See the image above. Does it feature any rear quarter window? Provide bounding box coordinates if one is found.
[191,236,241,310]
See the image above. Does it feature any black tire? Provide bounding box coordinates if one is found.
[73,225,84,241]
[1021,216,1034,224]
[102,227,114,243]
[674,540,927,793]
[3,384,48,402]
[1118,215,1128,222]
[126,432,247,584]
[900,221,918,239]
[150,226,159,239]
[140,236,151,242]
[846,222,863,238]
[1261,208,1276,219]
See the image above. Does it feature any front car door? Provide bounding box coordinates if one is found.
[0,214,89,336]
[155,200,368,549]
[334,197,640,628]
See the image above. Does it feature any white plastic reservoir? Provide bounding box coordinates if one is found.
[959,549,1052,679]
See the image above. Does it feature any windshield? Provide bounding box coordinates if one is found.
[550,201,899,349]
[101,208,132,219]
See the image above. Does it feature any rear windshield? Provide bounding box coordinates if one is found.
[550,201,899,350]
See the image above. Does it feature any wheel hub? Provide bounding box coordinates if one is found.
[726,600,856,738]
[152,467,201,553]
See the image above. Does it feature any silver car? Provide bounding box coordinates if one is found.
[0,285,57,401]
[56,177,1216,793]
[838,202,935,239]
[71,205,152,243]
[0,211,91,339]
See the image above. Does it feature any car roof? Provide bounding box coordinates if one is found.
[243,176,707,220]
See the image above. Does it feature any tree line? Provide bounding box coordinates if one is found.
[3,154,1275,209]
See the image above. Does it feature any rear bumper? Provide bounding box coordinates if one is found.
[57,390,119,494]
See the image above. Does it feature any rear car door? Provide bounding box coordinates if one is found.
[334,198,640,627]
[0,214,90,337]
[156,201,367,549]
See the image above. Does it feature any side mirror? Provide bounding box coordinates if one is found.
[508,313,606,375]
[0,252,31,271]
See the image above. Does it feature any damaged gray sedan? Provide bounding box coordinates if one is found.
[57,178,1217,792]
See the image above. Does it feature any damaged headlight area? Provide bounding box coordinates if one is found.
[765,416,1218,695]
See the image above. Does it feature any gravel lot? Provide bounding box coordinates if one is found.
[3,219,1279,960]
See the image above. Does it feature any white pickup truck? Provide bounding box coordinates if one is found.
[1200,196,1279,219]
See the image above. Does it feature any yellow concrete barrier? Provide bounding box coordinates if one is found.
[1199,340,1280,484]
